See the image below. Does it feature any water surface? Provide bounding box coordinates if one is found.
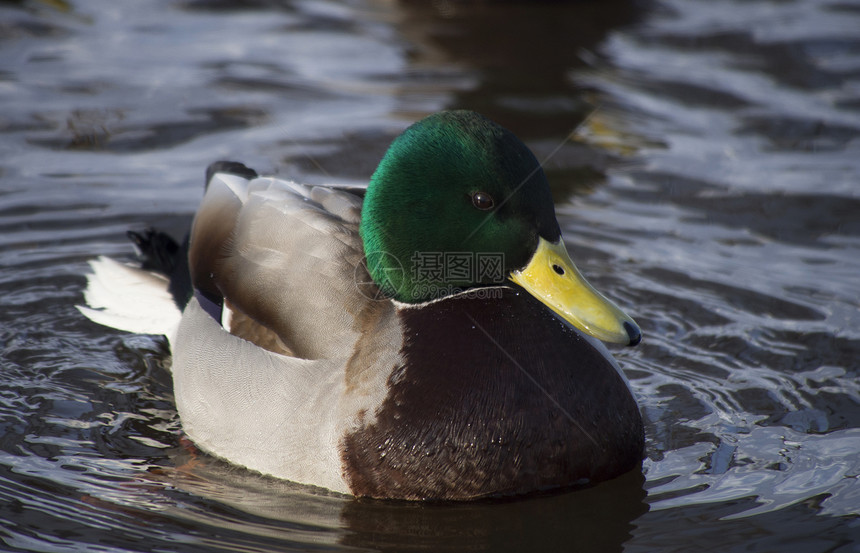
[1,0,859,551]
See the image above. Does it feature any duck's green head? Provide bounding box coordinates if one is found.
[359,110,640,346]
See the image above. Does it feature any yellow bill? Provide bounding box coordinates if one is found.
[510,237,641,346]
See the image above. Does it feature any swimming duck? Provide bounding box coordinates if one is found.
[80,110,643,500]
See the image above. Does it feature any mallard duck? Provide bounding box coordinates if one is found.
[80,110,643,500]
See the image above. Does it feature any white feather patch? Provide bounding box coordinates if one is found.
[77,256,182,343]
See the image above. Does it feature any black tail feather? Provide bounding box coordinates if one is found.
[127,229,193,310]
[205,161,258,189]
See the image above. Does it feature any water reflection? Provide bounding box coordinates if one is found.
[340,470,646,553]
[567,0,860,527]
[390,0,645,135]
[155,454,647,553]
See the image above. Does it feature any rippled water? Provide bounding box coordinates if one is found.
[2,0,859,551]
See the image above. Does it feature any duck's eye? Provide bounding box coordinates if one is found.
[552,264,565,275]
[471,191,495,211]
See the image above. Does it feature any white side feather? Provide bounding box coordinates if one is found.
[77,256,182,344]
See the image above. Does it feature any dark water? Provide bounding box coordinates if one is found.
[1,0,859,551]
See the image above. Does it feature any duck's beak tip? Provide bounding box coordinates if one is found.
[624,321,642,347]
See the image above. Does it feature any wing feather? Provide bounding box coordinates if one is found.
[189,173,377,360]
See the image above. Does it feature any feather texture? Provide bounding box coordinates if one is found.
[77,256,181,342]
